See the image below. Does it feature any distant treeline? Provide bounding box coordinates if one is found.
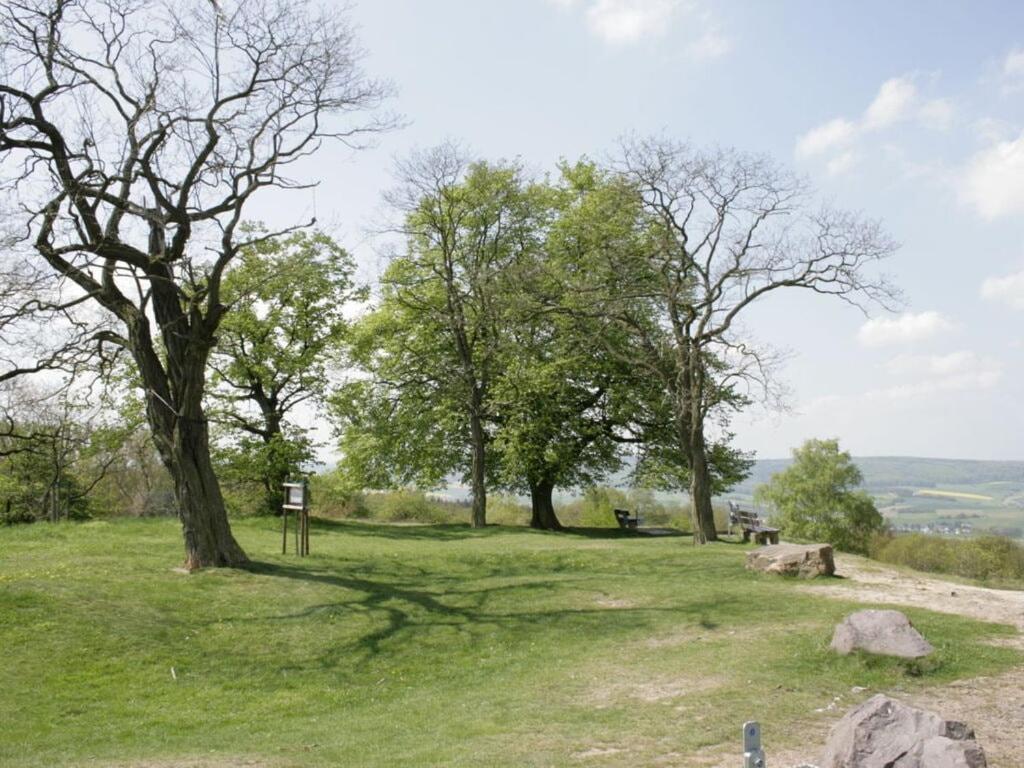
[730,456,1024,494]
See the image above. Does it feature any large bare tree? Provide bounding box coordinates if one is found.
[613,138,900,543]
[0,0,389,567]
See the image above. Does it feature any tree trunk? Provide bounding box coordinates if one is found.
[261,412,286,516]
[469,407,487,528]
[131,311,247,570]
[529,478,563,530]
[688,430,717,544]
[164,413,249,570]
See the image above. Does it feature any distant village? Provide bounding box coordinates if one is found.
[891,521,975,537]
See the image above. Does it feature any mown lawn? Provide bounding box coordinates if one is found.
[0,518,1019,767]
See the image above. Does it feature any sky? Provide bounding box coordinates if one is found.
[249,0,1024,461]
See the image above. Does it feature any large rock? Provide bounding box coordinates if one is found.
[745,543,835,578]
[821,694,986,767]
[830,610,934,659]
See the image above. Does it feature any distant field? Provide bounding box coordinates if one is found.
[727,457,1024,539]
[913,490,994,502]
[1,518,1020,768]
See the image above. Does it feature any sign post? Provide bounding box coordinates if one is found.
[743,721,766,768]
[282,479,310,556]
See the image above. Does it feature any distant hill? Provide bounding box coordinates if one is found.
[732,456,1024,495]
[730,456,1024,539]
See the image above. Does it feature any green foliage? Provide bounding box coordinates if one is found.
[870,532,1024,585]
[210,229,361,513]
[331,154,543,510]
[755,438,885,553]
[490,162,658,499]
[554,485,694,530]
[215,433,315,516]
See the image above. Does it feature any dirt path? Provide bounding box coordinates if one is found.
[802,553,1024,630]
[786,554,1024,768]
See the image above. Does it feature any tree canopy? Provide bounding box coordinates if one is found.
[0,0,389,567]
[754,438,886,553]
[210,231,362,514]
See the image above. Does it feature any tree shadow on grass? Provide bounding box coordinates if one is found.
[242,559,741,669]
[310,518,510,541]
[310,518,691,542]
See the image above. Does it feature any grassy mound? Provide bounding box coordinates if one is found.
[0,518,1019,767]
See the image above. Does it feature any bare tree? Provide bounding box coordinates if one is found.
[0,0,390,567]
[612,138,899,543]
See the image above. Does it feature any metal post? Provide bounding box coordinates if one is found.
[743,721,765,768]
[282,508,288,554]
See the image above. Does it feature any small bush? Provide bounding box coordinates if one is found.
[870,532,1024,584]
[487,495,530,526]
[555,486,698,531]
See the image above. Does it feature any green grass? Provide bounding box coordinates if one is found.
[1,518,1020,767]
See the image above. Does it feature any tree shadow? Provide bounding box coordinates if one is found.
[310,518,516,541]
[308,519,691,542]
[240,559,741,671]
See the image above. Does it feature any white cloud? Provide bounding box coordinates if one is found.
[871,351,1002,400]
[549,0,730,52]
[826,150,859,176]
[1002,48,1024,92]
[981,269,1024,310]
[919,98,954,129]
[795,118,857,159]
[857,311,954,347]
[971,117,1014,144]
[864,77,917,129]
[1005,49,1024,78]
[962,131,1024,219]
[584,0,680,44]
[795,75,953,174]
[687,27,732,61]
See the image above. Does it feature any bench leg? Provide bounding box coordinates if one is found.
[769,532,779,545]
[742,530,750,543]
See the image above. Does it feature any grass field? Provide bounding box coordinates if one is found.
[913,489,994,502]
[1,518,1020,767]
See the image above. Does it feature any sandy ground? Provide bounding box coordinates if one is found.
[804,554,1024,631]
[777,554,1024,768]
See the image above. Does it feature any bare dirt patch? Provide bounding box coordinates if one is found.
[800,554,1024,630]
[780,553,1024,767]
[585,672,726,708]
[593,595,639,609]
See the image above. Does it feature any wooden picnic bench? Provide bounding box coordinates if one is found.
[727,501,780,545]
[613,508,641,530]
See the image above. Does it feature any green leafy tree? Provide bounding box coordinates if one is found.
[606,139,898,543]
[547,160,754,533]
[0,0,388,568]
[754,438,885,553]
[210,231,361,514]
[332,147,540,527]
[490,162,664,530]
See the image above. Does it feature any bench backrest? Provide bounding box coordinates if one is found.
[734,509,762,528]
[613,509,632,528]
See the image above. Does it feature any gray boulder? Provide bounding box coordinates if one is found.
[821,694,986,767]
[830,610,934,659]
[745,543,836,578]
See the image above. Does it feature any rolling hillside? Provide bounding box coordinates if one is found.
[732,456,1024,538]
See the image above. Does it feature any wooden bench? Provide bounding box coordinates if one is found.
[728,501,780,545]
[613,508,641,530]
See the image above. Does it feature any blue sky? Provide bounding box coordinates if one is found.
[253,0,1024,461]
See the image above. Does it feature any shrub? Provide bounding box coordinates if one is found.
[755,438,885,553]
[555,486,698,531]
[870,532,1024,584]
